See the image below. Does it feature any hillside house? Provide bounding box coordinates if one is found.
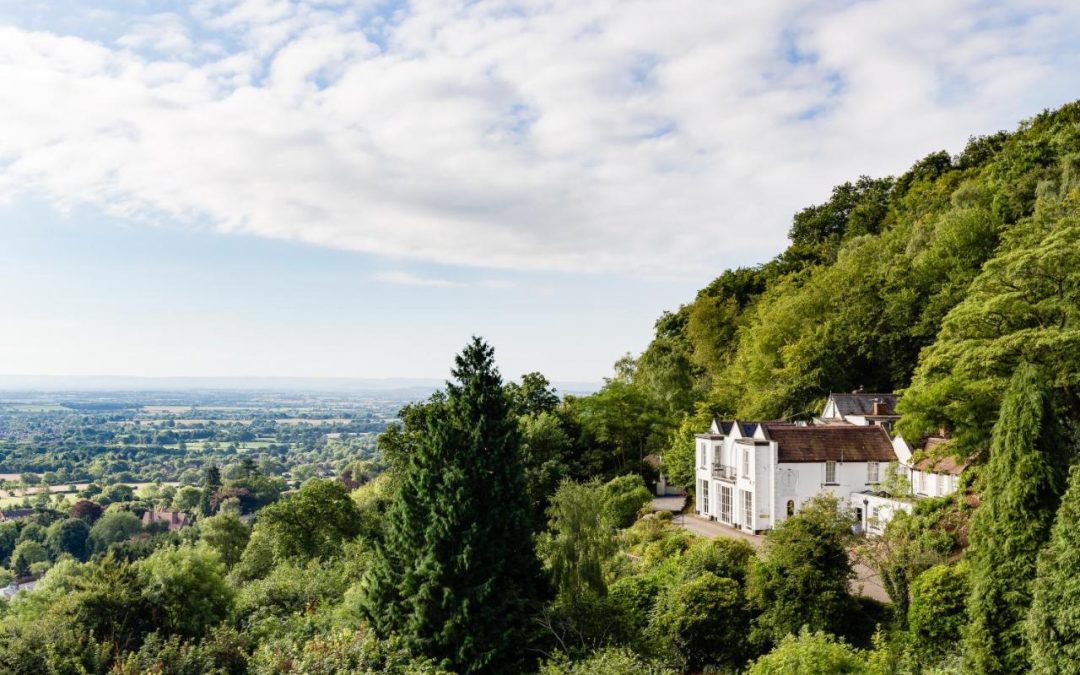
[694,421,896,534]
[142,510,190,531]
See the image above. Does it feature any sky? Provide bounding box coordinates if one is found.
[1,0,1079,383]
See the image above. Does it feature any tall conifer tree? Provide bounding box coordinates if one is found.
[364,337,545,673]
[964,363,1066,674]
[1027,465,1080,674]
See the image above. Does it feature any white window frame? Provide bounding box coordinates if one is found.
[742,489,753,529]
[742,448,750,478]
[937,473,945,495]
[867,461,879,484]
[720,486,732,523]
[825,460,837,484]
[700,480,709,514]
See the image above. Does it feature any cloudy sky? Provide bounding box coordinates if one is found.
[1,0,1079,382]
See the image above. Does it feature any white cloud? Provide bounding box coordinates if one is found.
[373,270,511,288]
[1,0,1079,276]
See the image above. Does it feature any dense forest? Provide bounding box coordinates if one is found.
[0,101,1078,674]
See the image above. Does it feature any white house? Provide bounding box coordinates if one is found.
[892,435,967,498]
[819,391,900,432]
[694,421,897,534]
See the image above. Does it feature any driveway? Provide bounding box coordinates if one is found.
[660,507,891,604]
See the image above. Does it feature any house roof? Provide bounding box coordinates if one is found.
[706,420,762,438]
[761,423,897,463]
[142,510,190,530]
[913,455,968,476]
[827,393,899,417]
[0,509,34,521]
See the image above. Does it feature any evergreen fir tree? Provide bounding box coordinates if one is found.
[1028,465,1080,674]
[363,337,546,673]
[198,464,221,517]
[963,363,1066,674]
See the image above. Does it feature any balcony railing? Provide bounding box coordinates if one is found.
[711,463,737,481]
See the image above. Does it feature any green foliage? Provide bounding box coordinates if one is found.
[138,543,234,638]
[539,480,615,599]
[747,628,870,675]
[647,571,749,672]
[87,511,143,554]
[964,363,1067,674]
[197,511,250,568]
[908,563,968,657]
[250,629,449,674]
[254,478,362,563]
[520,411,576,528]
[1028,465,1080,674]
[540,647,675,675]
[364,338,545,674]
[508,372,561,417]
[662,409,712,490]
[748,494,855,645]
[859,509,949,627]
[10,540,47,577]
[600,474,652,529]
[45,517,91,562]
[172,486,204,513]
[902,170,1080,448]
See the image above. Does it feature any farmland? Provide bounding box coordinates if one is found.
[0,388,424,510]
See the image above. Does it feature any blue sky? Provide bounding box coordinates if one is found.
[1,1,1079,382]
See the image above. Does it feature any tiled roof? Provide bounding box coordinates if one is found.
[761,423,896,463]
[142,510,190,530]
[828,393,898,416]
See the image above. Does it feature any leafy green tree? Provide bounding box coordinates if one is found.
[508,372,560,417]
[1028,465,1080,674]
[138,543,234,638]
[538,480,614,599]
[746,628,870,675]
[88,511,143,554]
[908,563,968,656]
[172,486,203,513]
[677,537,755,585]
[748,494,855,645]
[0,521,19,566]
[255,479,361,563]
[964,364,1066,674]
[10,540,48,577]
[97,483,135,505]
[663,408,714,491]
[520,411,575,529]
[364,338,545,674]
[600,474,652,529]
[197,512,250,568]
[46,518,92,562]
[858,510,948,627]
[648,571,750,672]
[901,166,1080,450]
